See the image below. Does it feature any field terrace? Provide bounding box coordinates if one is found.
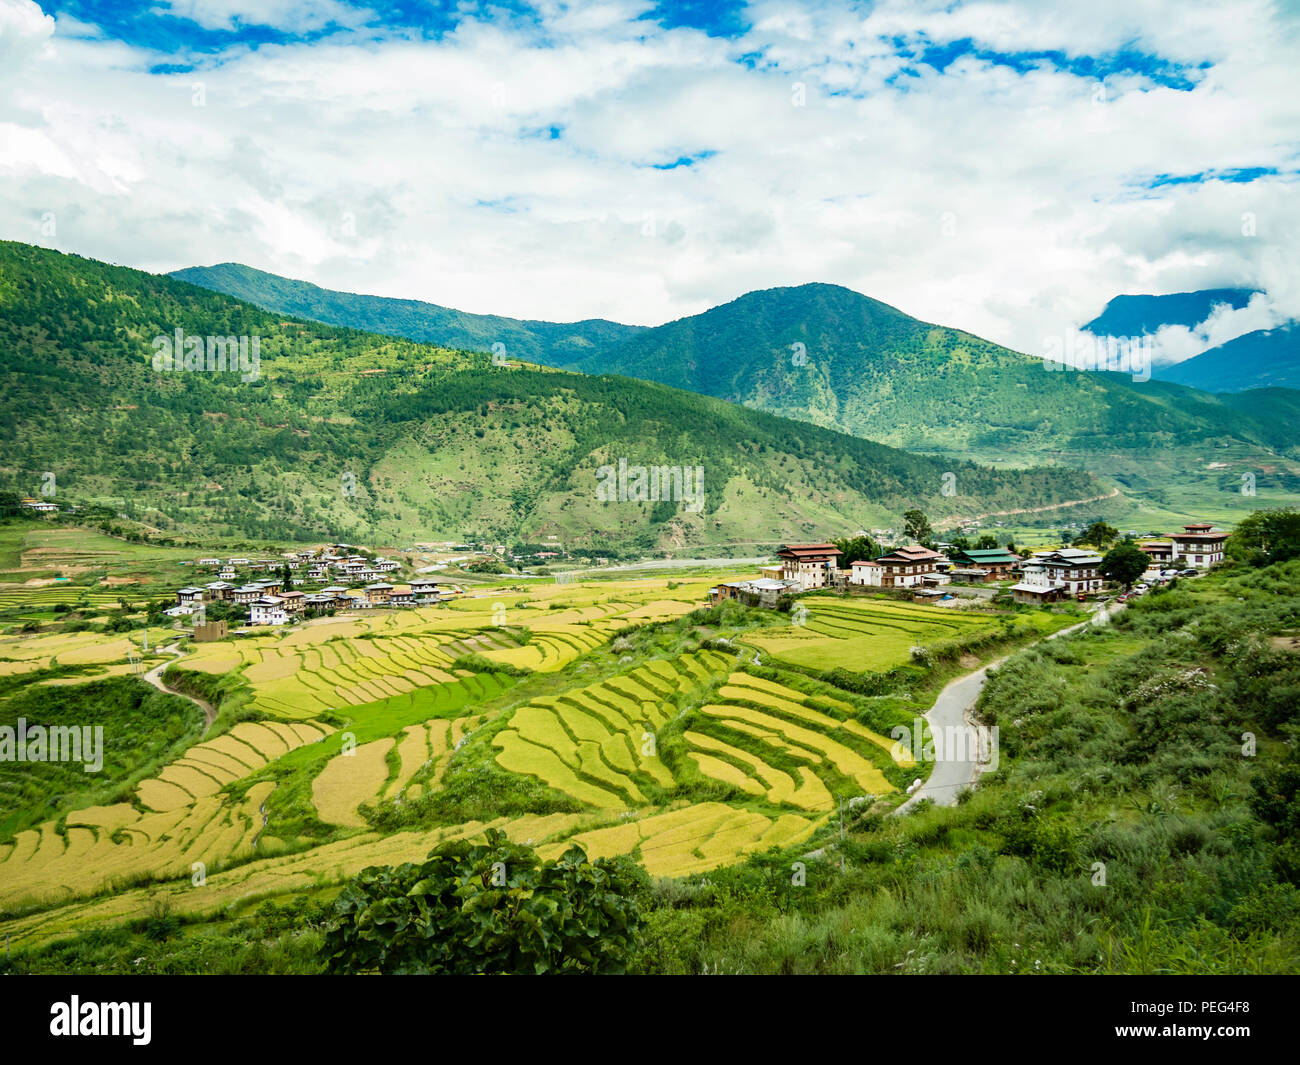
[0,574,1067,950]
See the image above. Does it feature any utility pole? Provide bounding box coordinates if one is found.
[839,797,845,874]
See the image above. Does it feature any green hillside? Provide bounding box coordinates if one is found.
[170,262,644,368]
[562,283,1300,508]
[0,242,1098,548]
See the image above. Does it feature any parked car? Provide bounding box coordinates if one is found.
[1161,568,1181,578]
[1179,568,1199,577]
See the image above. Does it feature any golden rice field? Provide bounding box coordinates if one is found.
[492,653,910,827]
[744,596,998,671]
[137,721,333,812]
[176,585,704,718]
[0,626,172,677]
[0,572,981,950]
[0,782,276,911]
[310,711,488,826]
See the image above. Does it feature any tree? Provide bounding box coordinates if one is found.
[903,508,932,544]
[281,562,293,588]
[1005,540,1018,556]
[974,534,999,550]
[1226,508,1300,566]
[1077,521,1118,549]
[1100,541,1149,589]
[832,534,881,566]
[322,830,643,975]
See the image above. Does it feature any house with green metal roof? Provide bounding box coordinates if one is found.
[947,548,1021,579]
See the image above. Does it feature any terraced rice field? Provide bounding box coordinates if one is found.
[0,782,276,910]
[493,649,730,808]
[311,711,488,826]
[0,626,171,677]
[492,654,909,817]
[0,585,129,611]
[137,721,332,812]
[537,803,826,877]
[0,572,997,950]
[745,597,997,671]
[0,714,335,910]
[183,624,493,717]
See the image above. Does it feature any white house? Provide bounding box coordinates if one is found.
[1011,562,1066,604]
[849,560,883,586]
[1031,548,1103,595]
[1169,523,1227,568]
[249,597,289,626]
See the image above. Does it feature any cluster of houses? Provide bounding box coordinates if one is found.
[168,543,462,628]
[709,523,1227,609]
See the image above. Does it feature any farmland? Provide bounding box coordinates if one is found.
[0,564,1072,953]
[742,597,1004,671]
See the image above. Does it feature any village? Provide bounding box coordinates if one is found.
[165,543,466,636]
[146,520,1231,639]
[708,523,1226,609]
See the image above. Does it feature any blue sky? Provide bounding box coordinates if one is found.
[2,0,1297,361]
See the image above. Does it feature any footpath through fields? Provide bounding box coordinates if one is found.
[143,641,217,730]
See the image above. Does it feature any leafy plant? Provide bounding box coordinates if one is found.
[322,830,643,974]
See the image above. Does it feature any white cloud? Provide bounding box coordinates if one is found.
[148,1,372,34]
[0,0,1297,353]
[1145,292,1291,365]
[0,0,54,73]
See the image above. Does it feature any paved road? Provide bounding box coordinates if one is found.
[892,601,1123,814]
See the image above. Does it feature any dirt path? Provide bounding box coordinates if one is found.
[945,487,1122,525]
[141,641,217,731]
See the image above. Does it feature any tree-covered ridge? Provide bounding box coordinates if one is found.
[565,281,1299,463]
[0,241,1098,546]
[170,261,644,368]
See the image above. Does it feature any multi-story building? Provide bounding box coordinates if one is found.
[775,543,842,590]
[1170,523,1227,567]
[1031,548,1103,595]
[1010,561,1066,604]
[948,548,1020,580]
[250,597,289,625]
[874,545,943,588]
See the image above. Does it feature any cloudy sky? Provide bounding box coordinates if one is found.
[1,0,1297,362]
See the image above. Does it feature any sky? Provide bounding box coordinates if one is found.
[1,0,1298,363]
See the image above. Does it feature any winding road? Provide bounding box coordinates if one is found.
[141,640,218,731]
[891,600,1124,815]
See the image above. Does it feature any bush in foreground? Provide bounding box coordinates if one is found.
[322,830,642,974]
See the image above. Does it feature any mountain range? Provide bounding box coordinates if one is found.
[170,262,644,369]
[1082,288,1299,393]
[1,241,1105,549]
[169,264,1300,513]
